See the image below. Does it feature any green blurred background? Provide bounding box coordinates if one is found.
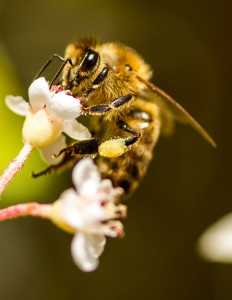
[0,0,231,299]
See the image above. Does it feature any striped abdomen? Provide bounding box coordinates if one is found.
[96,98,161,197]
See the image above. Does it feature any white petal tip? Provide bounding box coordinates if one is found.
[5,95,29,116]
[50,92,81,120]
[63,120,91,140]
[40,134,66,165]
[197,213,232,263]
[72,158,101,196]
[28,77,51,111]
[71,233,101,272]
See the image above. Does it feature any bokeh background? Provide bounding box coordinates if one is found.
[0,0,231,299]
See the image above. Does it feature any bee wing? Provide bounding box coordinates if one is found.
[136,75,216,147]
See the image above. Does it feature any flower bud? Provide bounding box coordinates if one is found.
[22,108,63,148]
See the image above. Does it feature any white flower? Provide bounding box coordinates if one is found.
[6,77,91,164]
[51,158,126,272]
[197,213,232,263]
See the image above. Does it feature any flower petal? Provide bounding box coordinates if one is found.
[28,77,51,111]
[40,134,66,165]
[50,92,81,120]
[61,188,105,229]
[60,189,84,229]
[87,234,106,257]
[72,158,101,197]
[63,120,91,140]
[71,233,106,272]
[5,95,29,116]
[197,213,232,263]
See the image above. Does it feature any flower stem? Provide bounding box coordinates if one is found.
[0,202,52,222]
[0,143,34,196]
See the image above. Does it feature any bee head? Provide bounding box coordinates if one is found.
[62,38,101,90]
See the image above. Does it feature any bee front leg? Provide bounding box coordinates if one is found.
[82,94,135,115]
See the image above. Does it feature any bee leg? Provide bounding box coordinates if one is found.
[116,119,140,134]
[32,138,102,178]
[81,67,109,102]
[54,120,140,160]
[32,153,76,178]
[54,139,102,158]
[83,94,134,115]
[97,120,141,158]
[81,65,135,110]
[116,119,141,145]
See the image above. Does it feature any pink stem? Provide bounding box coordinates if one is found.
[0,202,52,221]
[0,143,34,195]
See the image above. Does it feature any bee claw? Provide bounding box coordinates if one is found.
[53,151,62,158]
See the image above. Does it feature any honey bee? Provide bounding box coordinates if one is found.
[33,37,216,196]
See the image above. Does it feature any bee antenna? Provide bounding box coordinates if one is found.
[49,57,73,89]
[33,54,65,81]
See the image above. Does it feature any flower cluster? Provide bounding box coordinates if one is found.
[6,77,91,164]
[51,158,126,272]
[0,78,127,272]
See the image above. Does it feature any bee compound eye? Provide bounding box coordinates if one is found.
[80,49,100,72]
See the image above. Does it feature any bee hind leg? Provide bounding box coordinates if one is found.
[32,139,100,178]
[32,153,77,178]
[97,120,141,158]
[54,120,140,160]
[54,139,102,159]
[33,119,142,177]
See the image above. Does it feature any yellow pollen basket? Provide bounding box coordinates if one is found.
[98,138,128,158]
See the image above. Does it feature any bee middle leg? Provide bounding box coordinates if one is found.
[116,119,141,145]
